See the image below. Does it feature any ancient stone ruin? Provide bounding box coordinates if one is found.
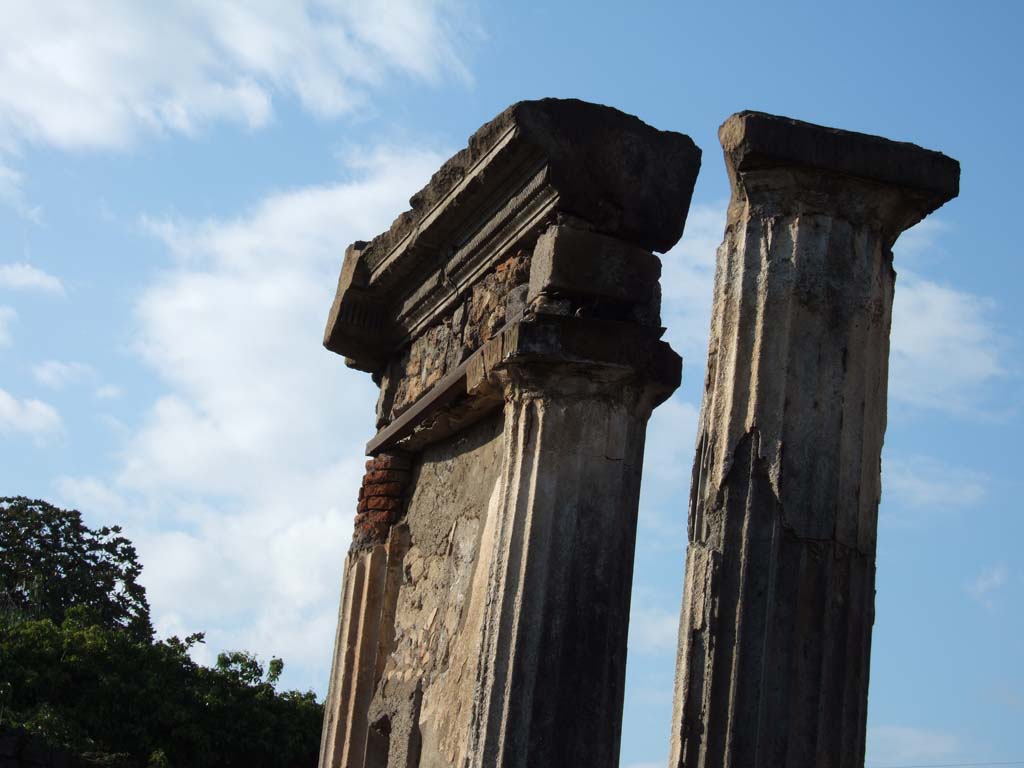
[318,98,701,767]
[668,113,959,767]
[318,100,959,767]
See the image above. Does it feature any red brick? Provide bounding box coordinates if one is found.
[361,509,394,526]
[365,496,402,512]
[363,481,403,498]
[371,453,412,471]
[364,469,409,485]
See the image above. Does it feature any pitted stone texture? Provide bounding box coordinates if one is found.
[668,112,959,768]
[363,98,701,268]
[720,111,959,208]
[324,98,701,376]
[364,416,504,767]
[376,251,530,427]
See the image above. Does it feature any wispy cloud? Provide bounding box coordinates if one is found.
[0,306,15,346]
[639,396,699,546]
[659,202,724,362]
[0,1,475,219]
[628,602,680,654]
[0,1,472,153]
[0,161,41,223]
[32,360,94,389]
[0,263,64,294]
[890,222,1007,416]
[94,384,123,400]
[883,455,987,510]
[0,388,62,441]
[966,564,1009,610]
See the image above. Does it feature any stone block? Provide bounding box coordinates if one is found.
[527,224,661,306]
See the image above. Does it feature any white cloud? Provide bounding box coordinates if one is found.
[55,475,129,519]
[0,388,62,440]
[891,223,1006,415]
[0,263,64,294]
[966,564,1009,610]
[883,455,987,509]
[95,384,123,400]
[0,1,471,153]
[32,360,94,389]
[0,306,15,346]
[56,145,446,692]
[659,202,724,362]
[0,160,41,222]
[628,602,679,654]
[640,396,700,546]
[865,725,957,766]
[890,274,1004,414]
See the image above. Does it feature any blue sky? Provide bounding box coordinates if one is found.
[0,2,1020,766]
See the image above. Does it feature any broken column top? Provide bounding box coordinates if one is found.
[719,110,960,211]
[370,98,700,262]
[325,98,701,372]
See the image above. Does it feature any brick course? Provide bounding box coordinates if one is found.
[352,452,411,549]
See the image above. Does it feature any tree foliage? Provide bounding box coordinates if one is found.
[0,497,323,767]
[0,497,151,640]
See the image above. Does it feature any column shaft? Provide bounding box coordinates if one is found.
[469,370,651,768]
[670,111,959,768]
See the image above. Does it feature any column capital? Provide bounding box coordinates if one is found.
[467,313,681,408]
[720,111,960,233]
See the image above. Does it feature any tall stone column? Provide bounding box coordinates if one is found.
[317,99,701,768]
[669,112,959,768]
[464,299,681,767]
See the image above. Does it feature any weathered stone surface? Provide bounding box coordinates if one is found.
[668,112,960,768]
[319,99,700,768]
[528,224,662,310]
[366,416,504,767]
[323,98,701,377]
[378,251,530,427]
[719,111,959,208]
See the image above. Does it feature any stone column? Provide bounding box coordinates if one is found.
[464,288,682,767]
[669,112,959,768]
[317,99,701,768]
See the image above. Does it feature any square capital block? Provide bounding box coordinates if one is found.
[720,111,960,227]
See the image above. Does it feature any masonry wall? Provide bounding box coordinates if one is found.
[363,415,504,767]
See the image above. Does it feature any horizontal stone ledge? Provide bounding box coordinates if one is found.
[719,110,960,205]
[528,224,661,305]
[366,99,702,276]
[365,313,681,455]
[324,99,701,371]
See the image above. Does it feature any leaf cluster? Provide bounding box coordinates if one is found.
[0,497,323,767]
[0,497,151,641]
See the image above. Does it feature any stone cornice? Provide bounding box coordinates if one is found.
[324,99,702,373]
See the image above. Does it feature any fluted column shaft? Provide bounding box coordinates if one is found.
[467,360,666,768]
[670,112,959,768]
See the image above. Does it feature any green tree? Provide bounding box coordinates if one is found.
[0,497,151,640]
[0,498,323,767]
